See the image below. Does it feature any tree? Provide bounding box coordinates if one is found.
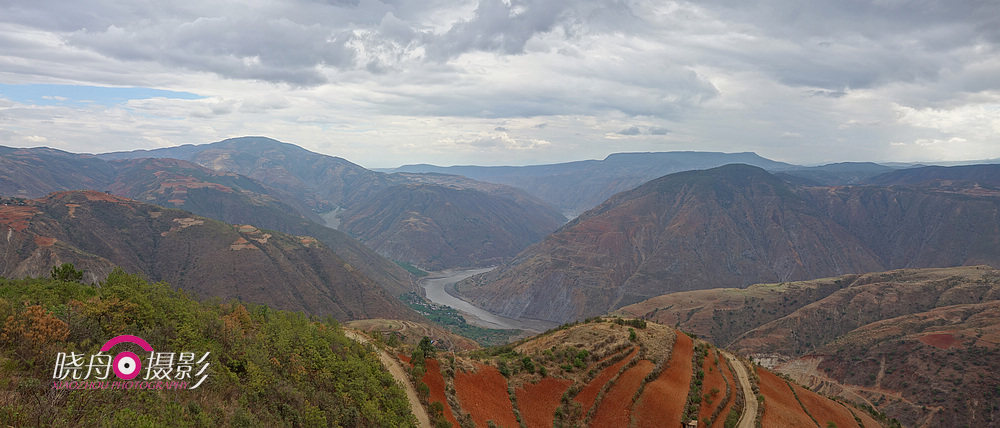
[50,263,84,283]
[418,336,435,357]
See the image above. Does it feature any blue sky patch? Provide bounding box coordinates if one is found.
[0,84,203,106]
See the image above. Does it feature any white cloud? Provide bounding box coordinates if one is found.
[0,0,997,166]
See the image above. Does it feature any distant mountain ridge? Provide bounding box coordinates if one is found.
[460,164,1000,324]
[387,151,797,216]
[99,137,567,269]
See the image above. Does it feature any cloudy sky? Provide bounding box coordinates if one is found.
[0,0,997,168]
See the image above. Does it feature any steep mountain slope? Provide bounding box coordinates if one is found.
[391,318,887,428]
[98,137,567,269]
[0,191,418,321]
[106,157,324,225]
[340,183,564,270]
[459,164,885,323]
[616,266,1000,428]
[461,164,1000,324]
[389,151,794,215]
[804,184,1000,269]
[0,148,417,296]
[104,157,417,296]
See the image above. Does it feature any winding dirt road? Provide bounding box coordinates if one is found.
[724,353,759,428]
[345,330,431,428]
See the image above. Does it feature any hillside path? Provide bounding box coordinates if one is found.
[724,353,758,428]
[344,330,431,428]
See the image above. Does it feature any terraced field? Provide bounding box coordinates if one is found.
[391,318,884,427]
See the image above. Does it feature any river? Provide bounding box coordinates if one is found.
[420,268,559,334]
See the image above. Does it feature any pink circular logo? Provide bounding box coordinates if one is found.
[112,351,142,379]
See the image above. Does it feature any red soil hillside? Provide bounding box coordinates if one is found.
[619,266,1000,427]
[590,359,654,427]
[389,318,884,428]
[790,381,859,428]
[515,377,571,428]
[635,331,692,428]
[697,348,736,426]
[758,368,817,427]
[455,363,518,428]
[423,358,459,428]
[574,346,638,414]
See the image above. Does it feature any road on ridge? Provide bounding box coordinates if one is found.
[345,330,431,428]
[725,352,759,428]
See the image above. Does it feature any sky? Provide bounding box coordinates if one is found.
[0,0,998,168]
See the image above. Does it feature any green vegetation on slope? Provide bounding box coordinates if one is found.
[394,261,429,278]
[400,292,521,347]
[0,266,416,427]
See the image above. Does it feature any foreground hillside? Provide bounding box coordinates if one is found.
[0,272,416,426]
[461,164,1000,324]
[617,266,1000,427]
[0,191,417,321]
[383,318,890,428]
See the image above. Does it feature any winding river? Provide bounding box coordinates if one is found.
[420,268,558,333]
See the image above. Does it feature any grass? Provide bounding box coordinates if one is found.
[395,261,430,277]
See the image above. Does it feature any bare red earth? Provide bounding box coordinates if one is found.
[455,363,518,428]
[515,377,571,428]
[696,350,730,424]
[709,355,737,428]
[574,347,638,415]
[422,358,459,428]
[919,332,959,350]
[634,333,692,428]
[758,368,816,427]
[591,359,655,427]
[0,206,39,231]
[791,382,860,428]
[398,354,411,364]
[33,236,56,246]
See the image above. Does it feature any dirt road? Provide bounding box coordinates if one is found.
[345,330,431,428]
[724,353,759,428]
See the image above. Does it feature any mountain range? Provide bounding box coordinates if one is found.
[0,190,417,321]
[3,136,999,427]
[386,151,796,217]
[0,146,416,296]
[459,163,1000,324]
[99,137,567,269]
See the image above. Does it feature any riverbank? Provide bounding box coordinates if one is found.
[420,268,558,334]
